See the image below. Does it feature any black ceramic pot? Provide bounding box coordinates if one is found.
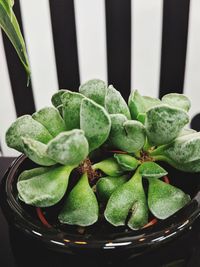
[1,155,200,260]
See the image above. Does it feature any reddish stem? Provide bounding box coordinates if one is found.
[36,208,51,228]
[108,150,128,154]
[143,218,158,229]
[163,175,170,184]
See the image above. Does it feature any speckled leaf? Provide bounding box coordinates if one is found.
[138,162,167,179]
[59,173,99,226]
[150,132,200,172]
[148,178,190,219]
[128,90,161,119]
[6,115,53,152]
[114,154,139,171]
[47,130,89,166]
[145,104,189,146]
[105,85,131,119]
[108,114,146,153]
[105,172,148,230]
[162,93,191,112]
[22,137,56,166]
[93,157,124,176]
[80,98,111,151]
[32,107,66,137]
[96,175,127,202]
[51,89,68,107]
[18,166,50,182]
[61,91,85,130]
[79,79,107,106]
[17,165,74,207]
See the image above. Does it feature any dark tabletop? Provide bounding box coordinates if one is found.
[1,157,200,267]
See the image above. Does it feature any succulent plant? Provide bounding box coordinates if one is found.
[6,79,199,230]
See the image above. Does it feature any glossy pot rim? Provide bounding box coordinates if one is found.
[1,155,200,252]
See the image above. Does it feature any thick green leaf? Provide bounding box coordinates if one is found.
[0,0,30,78]
[79,79,107,106]
[108,114,146,153]
[162,93,191,112]
[47,130,89,166]
[105,171,148,229]
[80,98,111,151]
[145,104,189,146]
[96,175,127,202]
[22,137,56,166]
[51,89,68,107]
[61,91,85,130]
[138,162,168,179]
[32,107,66,137]
[151,132,200,172]
[128,90,161,119]
[18,166,50,182]
[148,178,190,219]
[17,165,74,207]
[105,85,131,119]
[59,173,99,226]
[6,115,53,152]
[178,128,196,137]
[93,157,124,176]
[114,154,140,171]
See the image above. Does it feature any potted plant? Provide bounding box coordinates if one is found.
[1,0,200,258]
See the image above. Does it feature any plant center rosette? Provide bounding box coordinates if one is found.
[6,79,199,230]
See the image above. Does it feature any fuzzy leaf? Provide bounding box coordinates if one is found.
[128,90,161,119]
[105,171,148,230]
[61,91,85,130]
[51,90,68,107]
[105,85,131,119]
[138,162,168,179]
[32,107,66,137]
[108,114,146,153]
[18,166,50,182]
[80,98,111,151]
[22,137,56,166]
[17,165,74,207]
[114,154,139,171]
[162,93,191,112]
[79,79,107,106]
[59,173,99,226]
[47,130,89,166]
[93,157,124,176]
[145,104,189,146]
[148,178,190,219]
[6,115,53,152]
[96,175,127,202]
[151,132,200,172]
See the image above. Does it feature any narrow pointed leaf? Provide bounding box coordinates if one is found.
[22,137,56,166]
[32,107,66,137]
[6,115,53,152]
[80,98,111,151]
[0,1,30,78]
[96,175,127,202]
[145,104,189,146]
[105,85,131,119]
[114,154,139,171]
[59,173,99,226]
[79,79,107,106]
[61,91,85,130]
[17,165,74,207]
[47,129,89,166]
[148,178,190,219]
